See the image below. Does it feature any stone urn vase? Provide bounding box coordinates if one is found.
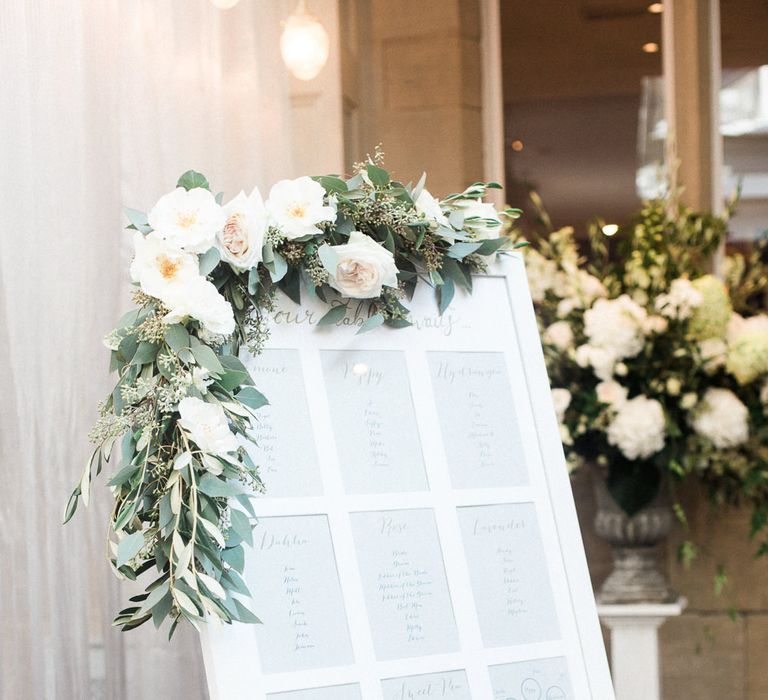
[592,469,677,604]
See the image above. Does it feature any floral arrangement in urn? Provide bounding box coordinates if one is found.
[516,194,768,598]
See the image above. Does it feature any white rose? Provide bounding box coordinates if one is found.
[217,187,267,271]
[543,321,574,351]
[456,199,502,240]
[584,294,648,360]
[596,380,628,407]
[692,388,749,448]
[148,187,226,253]
[575,344,617,382]
[163,279,235,336]
[130,232,202,303]
[178,397,239,456]
[414,188,449,228]
[551,387,572,423]
[266,176,336,240]
[607,396,666,460]
[327,231,399,299]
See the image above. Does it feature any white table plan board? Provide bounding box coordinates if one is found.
[199,254,615,700]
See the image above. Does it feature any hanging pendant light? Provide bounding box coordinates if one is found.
[280,0,330,81]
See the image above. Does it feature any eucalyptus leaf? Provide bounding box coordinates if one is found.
[317,304,348,326]
[199,247,221,276]
[176,170,210,191]
[117,531,145,568]
[357,313,385,334]
[191,345,224,375]
[236,386,269,410]
[164,324,189,352]
[197,474,245,498]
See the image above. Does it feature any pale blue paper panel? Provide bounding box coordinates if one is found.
[427,351,527,489]
[350,508,460,660]
[243,348,322,496]
[381,669,471,700]
[320,350,427,493]
[266,684,362,700]
[247,515,354,673]
[489,656,573,700]
[457,503,560,647]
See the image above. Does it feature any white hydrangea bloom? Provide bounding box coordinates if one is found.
[654,278,703,319]
[606,395,666,460]
[543,321,574,351]
[551,387,572,423]
[691,388,749,448]
[584,294,648,360]
[524,249,559,303]
[575,344,618,382]
[596,380,628,407]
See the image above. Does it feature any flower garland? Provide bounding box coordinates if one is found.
[65,161,522,636]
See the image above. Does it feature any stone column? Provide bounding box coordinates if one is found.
[342,0,486,194]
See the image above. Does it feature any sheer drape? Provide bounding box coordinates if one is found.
[0,2,293,698]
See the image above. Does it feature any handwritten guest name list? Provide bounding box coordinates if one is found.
[490,656,572,700]
[350,509,459,660]
[321,350,427,493]
[246,515,354,673]
[267,684,362,700]
[381,669,471,700]
[427,352,527,489]
[243,349,322,496]
[457,503,560,647]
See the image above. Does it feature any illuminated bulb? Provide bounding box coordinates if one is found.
[280,0,330,81]
[642,42,660,53]
[210,0,241,8]
[352,363,369,376]
[511,140,524,152]
[647,3,663,13]
[602,224,619,237]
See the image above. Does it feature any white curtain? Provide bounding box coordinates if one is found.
[0,2,293,698]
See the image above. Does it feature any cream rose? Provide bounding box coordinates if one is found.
[178,397,239,456]
[327,231,399,299]
[217,187,267,271]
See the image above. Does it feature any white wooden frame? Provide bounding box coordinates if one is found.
[199,253,614,699]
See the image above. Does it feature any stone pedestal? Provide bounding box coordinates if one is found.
[598,599,686,700]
